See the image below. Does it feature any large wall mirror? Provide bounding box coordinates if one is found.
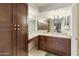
[37,19,50,32]
[53,15,63,33]
[28,15,71,34]
[37,15,71,34]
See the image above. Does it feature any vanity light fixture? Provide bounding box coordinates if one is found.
[28,15,32,18]
[59,15,62,18]
[50,16,54,19]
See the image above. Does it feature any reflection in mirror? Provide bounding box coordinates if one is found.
[53,15,71,33]
[66,15,71,30]
[28,15,71,34]
[37,15,71,34]
[37,19,50,32]
[53,15,63,33]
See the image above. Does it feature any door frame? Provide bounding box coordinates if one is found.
[71,3,77,56]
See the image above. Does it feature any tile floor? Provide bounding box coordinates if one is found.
[28,48,57,56]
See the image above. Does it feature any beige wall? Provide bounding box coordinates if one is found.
[77,4,79,56]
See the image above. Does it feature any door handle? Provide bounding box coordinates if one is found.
[14,28,16,30]
[17,25,20,32]
[14,24,16,27]
[17,28,20,32]
[14,24,17,30]
[17,25,19,27]
[17,28,20,30]
[14,24,20,31]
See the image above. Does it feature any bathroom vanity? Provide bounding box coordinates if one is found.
[28,15,71,56]
[38,35,71,56]
[28,33,71,56]
[28,6,72,56]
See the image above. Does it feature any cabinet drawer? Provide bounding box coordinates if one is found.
[39,36,46,39]
[47,47,66,56]
[38,35,71,56]
[38,36,46,50]
[47,36,66,42]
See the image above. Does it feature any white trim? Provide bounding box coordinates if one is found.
[71,3,77,56]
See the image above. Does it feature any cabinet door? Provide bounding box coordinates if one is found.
[66,39,71,56]
[0,4,13,56]
[34,37,38,49]
[16,4,28,56]
[46,37,57,54]
[54,38,71,56]
[12,3,17,56]
[38,36,46,51]
[46,37,71,56]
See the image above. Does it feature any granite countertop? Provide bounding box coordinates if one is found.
[28,32,71,40]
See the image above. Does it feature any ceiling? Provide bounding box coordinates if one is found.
[33,3,50,7]
[32,3,72,12]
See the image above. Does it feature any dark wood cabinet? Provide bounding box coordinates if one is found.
[0,3,13,56]
[16,3,28,56]
[38,36,46,50]
[46,36,71,56]
[0,3,28,56]
[38,35,71,56]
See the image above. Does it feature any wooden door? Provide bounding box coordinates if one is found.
[38,35,46,51]
[16,4,28,56]
[46,36,71,56]
[12,3,17,56]
[46,37,57,53]
[0,4,13,56]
